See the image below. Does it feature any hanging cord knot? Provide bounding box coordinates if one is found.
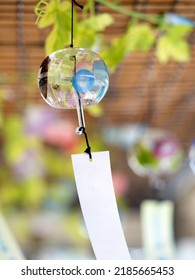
[78,126,92,161]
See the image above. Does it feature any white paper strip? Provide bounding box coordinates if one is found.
[140,200,176,260]
[0,212,24,260]
[72,151,131,260]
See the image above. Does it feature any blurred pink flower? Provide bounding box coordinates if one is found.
[112,171,130,197]
[24,105,57,137]
[153,136,179,159]
[42,119,78,151]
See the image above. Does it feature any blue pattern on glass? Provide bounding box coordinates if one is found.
[72,69,95,94]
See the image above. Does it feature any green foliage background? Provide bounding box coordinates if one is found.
[35,0,193,70]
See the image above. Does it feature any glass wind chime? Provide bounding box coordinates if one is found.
[37,0,109,160]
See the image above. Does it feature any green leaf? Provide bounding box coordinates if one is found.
[45,24,69,55]
[100,36,126,71]
[156,36,191,63]
[35,0,56,28]
[156,37,172,63]
[45,26,59,54]
[75,25,97,48]
[81,14,114,32]
[171,40,190,62]
[44,2,73,54]
[167,25,193,41]
[125,24,155,52]
[36,0,71,30]
[156,25,192,63]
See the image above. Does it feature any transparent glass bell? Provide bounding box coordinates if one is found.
[38,47,109,109]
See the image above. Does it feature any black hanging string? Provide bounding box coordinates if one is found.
[78,127,92,160]
[70,0,83,48]
[70,0,92,160]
